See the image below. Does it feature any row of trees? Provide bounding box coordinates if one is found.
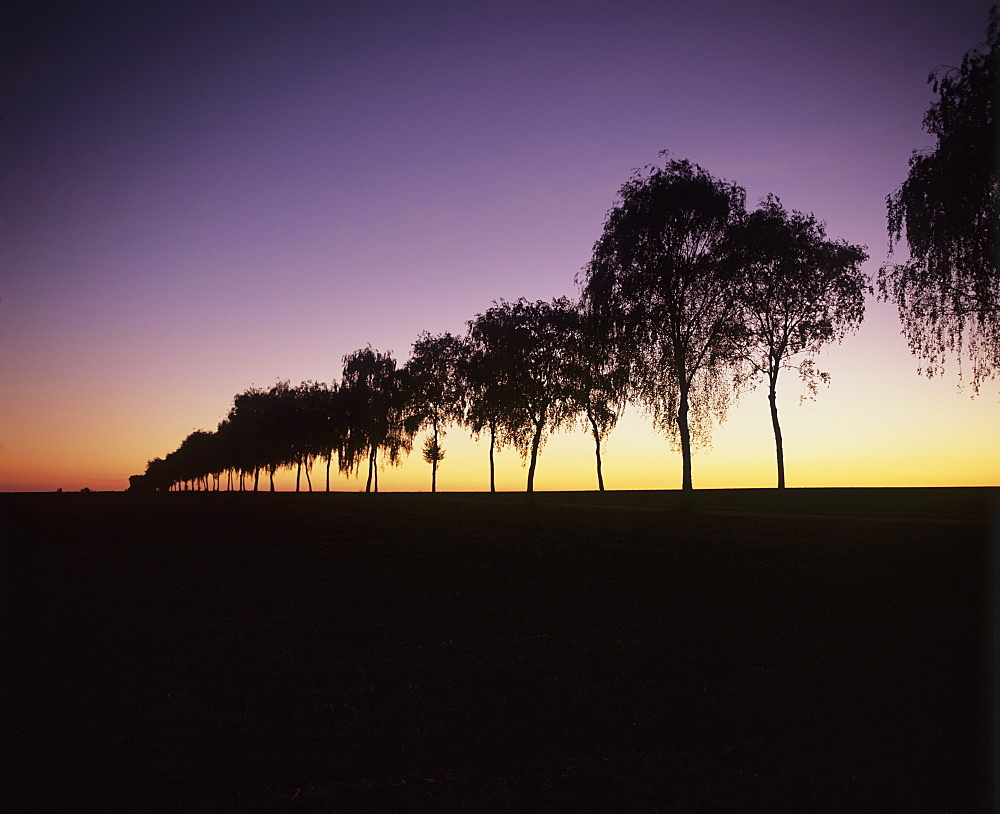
[135,179,869,494]
[133,8,997,495]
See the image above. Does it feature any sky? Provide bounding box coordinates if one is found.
[1,0,997,492]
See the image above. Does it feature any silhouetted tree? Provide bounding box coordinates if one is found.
[880,6,999,393]
[566,301,628,491]
[310,381,345,492]
[581,156,747,490]
[421,436,446,491]
[462,315,514,493]
[404,332,466,492]
[290,381,332,492]
[468,298,579,492]
[730,196,869,488]
[340,347,412,492]
[226,386,271,490]
[258,381,297,492]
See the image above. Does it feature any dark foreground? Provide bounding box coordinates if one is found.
[4,489,996,811]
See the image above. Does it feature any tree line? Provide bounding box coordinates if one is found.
[133,177,868,494]
[133,8,998,493]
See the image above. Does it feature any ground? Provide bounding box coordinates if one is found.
[4,489,994,811]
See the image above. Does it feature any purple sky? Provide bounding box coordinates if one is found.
[2,0,997,491]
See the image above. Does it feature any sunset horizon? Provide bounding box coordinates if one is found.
[3,0,997,493]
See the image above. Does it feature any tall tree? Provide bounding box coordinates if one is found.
[880,7,999,394]
[403,332,466,493]
[731,196,869,488]
[580,156,747,490]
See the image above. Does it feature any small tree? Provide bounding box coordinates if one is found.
[880,7,999,393]
[421,436,446,492]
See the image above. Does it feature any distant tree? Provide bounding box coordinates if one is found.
[880,7,999,394]
[730,196,869,488]
[468,298,579,493]
[340,347,412,492]
[404,332,466,493]
[566,302,628,491]
[259,381,297,492]
[143,457,170,491]
[421,436,446,491]
[311,382,345,492]
[226,387,271,490]
[581,156,747,490]
[462,315,515,493]
[290,381,332,492]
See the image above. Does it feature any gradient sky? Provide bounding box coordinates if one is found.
[2,0,997,492]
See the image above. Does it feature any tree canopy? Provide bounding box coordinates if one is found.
[467,298,580,492]
[731,195,869,487]
[404,332,466,492]
[880,6,999,394]
[581,156,747,490]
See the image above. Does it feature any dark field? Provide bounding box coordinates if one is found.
[4,489,996,811]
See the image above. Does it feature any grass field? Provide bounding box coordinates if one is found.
[4,488,996,811]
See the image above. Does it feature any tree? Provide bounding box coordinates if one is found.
[421,436,446,491]
[880,7,999,394]
[468,298,579,493]
[310,382,345,492]
[731,196,869,488]
[226,386,272,491]
[565,301,628,492]
[580,156,747,490]
[403,332,466,493]
[339,347,412,492]
[461,316,514,493]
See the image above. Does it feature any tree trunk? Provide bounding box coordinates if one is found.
[526,416,545,493]
[254,468,260,492]
[325,454,332,492]
[431,424,438,493]
[488,425,496,493]
[366,448,375,492]
[374,454,379,493]
[295,459,302,492]
[678,383,693,491]
[305,457,313,491]
[269,465,275,492]
[589,412,605,492]
[768,373,786,489]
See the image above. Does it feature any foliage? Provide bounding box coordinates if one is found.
[404,332,466,491]
[730,195,869,487]
[467,298,581,492]
[563,301,629,491]
[580,155,747,490]
[421,436,446,465]
[340,347,413,492]
[880,6,999,393]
